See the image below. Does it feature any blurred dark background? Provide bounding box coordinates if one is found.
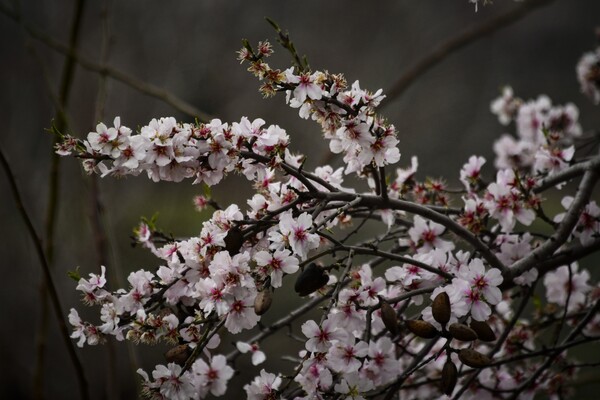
[1,0,600,398]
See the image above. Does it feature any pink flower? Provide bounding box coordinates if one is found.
[361,337,399,386]
[244,369,282,400]
[87,122,118,155]
[301,317,348,353]
[490,86,521,125]
[236,342,266,365]
[459,258,503,305]
[327,338,368,372]
[404,215,455,253]
[555,197,600,246]
[460,155,486,191]
[544,264,591,311]
[192,354,234,397]
[254,249,299,288]
[577,47,600,105]
[150,363,195,400]
[277,212,320,260]
[76,265,108,304]
[334,372,374,399]
[285,70,324,103]
[225,290,260,334]
[484,171,535,232]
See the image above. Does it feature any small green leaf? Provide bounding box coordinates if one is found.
[203,183,212,198]
[67,267,81,282]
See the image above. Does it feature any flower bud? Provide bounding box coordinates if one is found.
[254,289,273,315]
[448,323,478,342]
[294,263,329,297]
[458,348,491,368]
[380,301,399,336]
[406,319,439,339]
[432,292,451,325]
[224,227,244,255]
[441,359,458,396]
[470,320,496,342]
[164,344,191,365]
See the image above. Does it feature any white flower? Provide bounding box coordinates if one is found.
[405,215,455,253]
[577,47,600,105]
[254,249,299,288]
[192,354,234,397]
[301,317,348,353]
[225,290,260,334]
[460,155,486,191]
[236,342,266,365]
[277,212,320,260]
[244,370,282,400]
[327,338,368,372]
[151,363,195,400]
[285,70,324,103]
[334,372,374,400]
[544,264,591,311]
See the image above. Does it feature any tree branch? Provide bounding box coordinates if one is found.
[0,2,214,122]
[382,0,554,106]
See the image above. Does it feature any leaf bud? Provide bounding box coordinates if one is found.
[294,263,329,297]
[448,323,478,342]
[470,320,496,342]
[406,319,439,339]
[458,348,491,368]
[164,344,191,365]
[380,301,399,336]
[224,227,244,255]
[432,292,451,325]
[254,289,273,316]
[441,359,458,395]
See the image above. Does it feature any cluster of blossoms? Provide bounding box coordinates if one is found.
[238,39,399,176]
[57,35,600,400]
[490,87,581,177]
[577,45,600,105]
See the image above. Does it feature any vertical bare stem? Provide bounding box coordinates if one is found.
[0,149,89,400]
[31,0,87,398]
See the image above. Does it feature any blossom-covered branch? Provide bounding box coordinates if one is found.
[54,27,600,400]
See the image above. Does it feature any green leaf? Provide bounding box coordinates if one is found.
[67,267,81,282]
[203,183,212,198]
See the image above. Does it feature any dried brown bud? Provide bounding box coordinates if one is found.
[448,323,478,342]
[254,290,273,315]
[458,348,491,368]
[432,292,451,325]
[470,320,496,342]
[406,320,439,339]
[164,344,191,365]
[294,263,329,297]
[380,301,399,336]
[224,227,244,255]
[441,359,458,396]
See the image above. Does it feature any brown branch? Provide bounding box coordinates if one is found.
[534,154,600,193]
[312,191,505,271]
[21,0,88,397]
[0,148,89,400]
[504,166,600,285]
[0,2,214,122]
[507,299,600,399]
[382,0,554,106]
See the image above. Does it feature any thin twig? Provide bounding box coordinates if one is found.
[382,0,554,106]
[23,0,87,397]
[0,2,213,122]
[312,191,505,271]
